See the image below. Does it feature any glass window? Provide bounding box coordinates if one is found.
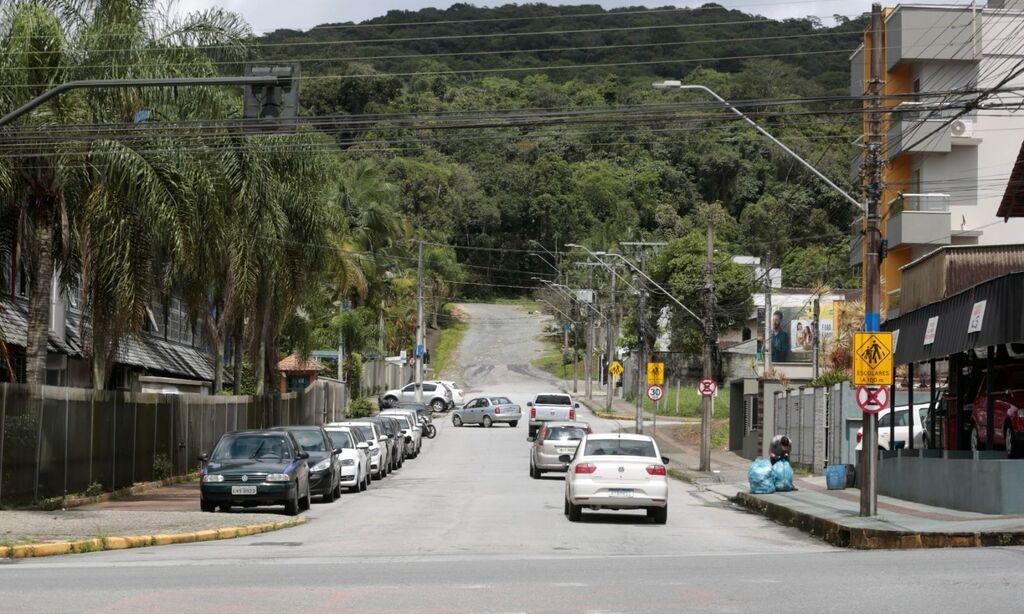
[544,426,587,441]
[402,384,415,393]
[535,395,571,405]
[393,416,412,429]
[352,425,375,441]
[489,397,512,405]
[423,384,436,392]
[327,430,354,449]
[583,439,657,458]
[893,411,910,427]
[878,413,892,428]
[212,435,292,461]
[290,429,327,452]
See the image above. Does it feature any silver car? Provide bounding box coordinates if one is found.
[530,421,591,478]
[452,396,521,428]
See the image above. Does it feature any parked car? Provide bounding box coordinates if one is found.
[530,421,591,478]
[452,396,521,428]
[379,381,453,412]
[199,430,311,515]
[527,393,578,438]
[332,421,390,479]
[855,405,930,451]
[435,380,466,407]
[323,425,372,492]
[563,433,669,524]
[969,365,1024,457]
[367,416,405,470]
[382,410,422,458]
[271,426,342,503]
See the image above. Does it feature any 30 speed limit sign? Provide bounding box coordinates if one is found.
[646,385,664,402]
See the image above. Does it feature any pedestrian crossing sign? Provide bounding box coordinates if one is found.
[608,361,624,377]
[853,331,893,386]
[646,362,665,386]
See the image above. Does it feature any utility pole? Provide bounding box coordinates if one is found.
[700,218,716,472]
[338,298,347,413]
[860,2,885,518]
[586,265,594,400]
[636,249,647,434]
[606,266,616,413]
[415,240,425,404]
[812,297,821,381]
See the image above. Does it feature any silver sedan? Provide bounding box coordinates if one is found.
[530,422,591,478]
[452,396,521,428]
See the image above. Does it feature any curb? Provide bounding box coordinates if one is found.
[732,492,1024,549]
[0,517,306,559]
[33,473,201,511]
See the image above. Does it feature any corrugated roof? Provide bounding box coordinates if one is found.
[900,244,1024,312]
[278,354,325,372]
[998,138,1024,219]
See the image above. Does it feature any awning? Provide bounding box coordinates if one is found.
[882,271,1024,364]
[998,139,1024,219]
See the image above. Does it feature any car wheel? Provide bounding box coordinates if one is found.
[648,506,668,525]
[300,484,312,511]
[322,477,336,503]
[567,499,582,522]
[453,415,463,427]
[528,427,537,439]
[333,478,342,499]
[284,485,300,516]
[1007,426,1022,458]
[563,497,569,516]
[218,503,232,513]
[971,424,985,451]
[482,416,493,428]
[510,421,518,428]
[200,498,216,513]
[432,399,447,412]
[383,396,398,408]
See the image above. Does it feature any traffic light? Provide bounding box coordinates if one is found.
[243,64,300,130]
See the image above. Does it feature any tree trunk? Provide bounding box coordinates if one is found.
[254,336,265,396]
[92,345,108,391]
[431,281,439,329]
[25,223,53,387]
[212,338,224,394]
[233,325,243,394]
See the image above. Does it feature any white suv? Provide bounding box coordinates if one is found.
[380,381,453,412]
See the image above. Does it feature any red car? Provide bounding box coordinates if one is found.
[970,366,1024,457]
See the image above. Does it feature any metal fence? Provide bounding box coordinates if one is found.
[773,386,828,473]
[0,382,333,507]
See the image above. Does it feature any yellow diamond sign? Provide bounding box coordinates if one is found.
[608,360,624,377]
[853,332,893,386]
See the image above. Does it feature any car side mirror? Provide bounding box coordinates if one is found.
[662,456,670,465]
[559,454,572,463]
[333,448,343,455]
[379,435,389,442]
[297,451,310,460]
[197,453,209,463]
[526,402,533,407]
[574,403,580,409]
[356,442,369,450]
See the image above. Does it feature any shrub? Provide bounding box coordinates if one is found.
[808,369,850,388]
[85,482,104,498]
[153,454,172,481]
[347,397,375,418]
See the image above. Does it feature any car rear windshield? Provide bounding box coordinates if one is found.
[535,395,571,405]
[327,430,354,449]
[489,397,513,405]
[545,426,587,441]
[290,429,327,452]
[212,435,292,461]
[352,425,375,441]
[392,416,412,429]
[583,439,657,458]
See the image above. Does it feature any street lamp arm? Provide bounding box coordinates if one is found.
[542,280,606,319]
[530,252,558,274]
[603,252,702,325]
[653,82,865,213]
[0,75,282,127]
[538,299,576,324]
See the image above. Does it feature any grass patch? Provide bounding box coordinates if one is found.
[431,310,469,377]
[640,384,731,418]
[668,467,697,484]
[671,419,729,450]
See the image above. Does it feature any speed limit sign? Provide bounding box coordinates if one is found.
[646,385,664,402]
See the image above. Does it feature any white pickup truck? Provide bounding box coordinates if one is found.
[527,393,579,438]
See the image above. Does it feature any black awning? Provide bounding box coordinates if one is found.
[882,271,1024,364]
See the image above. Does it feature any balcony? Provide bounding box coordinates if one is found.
[886,195,951,249]
[887,118,952,159]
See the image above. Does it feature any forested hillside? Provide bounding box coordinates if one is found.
[256,3,866,302]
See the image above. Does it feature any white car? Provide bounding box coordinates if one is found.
[380,381,453,412]
[435,380,465,406]
[331,421,390,479]
[563,433,669,524]
[323,426,372,492]
[855,404,931,451]
[381,410,422,458]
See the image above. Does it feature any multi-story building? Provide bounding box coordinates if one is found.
[850,0,1024,318]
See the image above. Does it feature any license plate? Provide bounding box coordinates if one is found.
[608,489,634,498]
[231,485,257,495]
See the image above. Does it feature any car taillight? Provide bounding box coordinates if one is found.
[535,437,544,447]
[646,465,667,476]
[587,426,593,434]
[575,463,597,474]
[495,407,501,414]
[531,408,536,418]
[857,432,863,443]
[569,408,576,420]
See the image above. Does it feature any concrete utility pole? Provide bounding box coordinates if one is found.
[812,297,821,381]
[606,266,617,413]
[636,249,647,434]
[860,2,885,518]
[415,240,425,404]
[700,218,716,472]
[586,265,595,400]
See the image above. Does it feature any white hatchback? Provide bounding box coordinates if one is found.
[563,433,669,524]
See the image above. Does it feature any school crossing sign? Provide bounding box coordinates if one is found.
[853,331,893,386]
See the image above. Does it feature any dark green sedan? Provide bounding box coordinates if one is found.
[199,430,312,515]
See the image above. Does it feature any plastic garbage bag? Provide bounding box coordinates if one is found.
[748,457,775,494]
[773,459,795,492]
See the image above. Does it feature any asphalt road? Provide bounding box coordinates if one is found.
[3,304,1024,612]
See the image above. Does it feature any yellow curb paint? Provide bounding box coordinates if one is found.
[151,534,175,546]
[29,542,73,557]
[123,535,151,548]
[192,529,219,542]
[104,537,129,550]
[216,527,240,539]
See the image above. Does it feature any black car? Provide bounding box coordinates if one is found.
[272,426,343,503]
[200,430,311,515]
[366,416,404,471]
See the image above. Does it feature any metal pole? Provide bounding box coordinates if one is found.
[606,268,616,413]
[812,298,821,381]
[700,218,715,472]
[986,346,995,450]
[890,380,896,451]
[585,267,594,401]
[860,2,884,517]
[636,251,646,434]
[908,362,915,450]
[929,359,937,449]
[415,240,425,403]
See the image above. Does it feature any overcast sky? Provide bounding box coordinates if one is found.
[173,1,969,33]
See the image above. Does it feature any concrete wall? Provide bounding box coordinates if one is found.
[879,450,1024,514]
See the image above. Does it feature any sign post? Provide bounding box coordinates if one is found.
[697,377,718,397]
[853,330,894,517]
[647,385,663,436]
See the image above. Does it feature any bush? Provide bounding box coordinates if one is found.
[347,397,375,418]
[808,369,850,388]
[153,454,172,481]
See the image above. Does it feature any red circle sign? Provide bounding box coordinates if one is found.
[646,385,664,402]
[697,377,718,397]
[856,385,889,414]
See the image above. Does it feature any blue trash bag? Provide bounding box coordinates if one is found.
[748,457,775,494]
[773,459,795,492]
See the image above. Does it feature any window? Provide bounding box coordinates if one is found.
[402,384,415,393]
[290,429,327,452]
[878,413,892,428]
[423,384,436,392]
[212,435,293,461]
[544,426,587,441]
[583,439,657,457]
[535,395,571,405]
[327,430,355,449]
[489,397,512,405]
